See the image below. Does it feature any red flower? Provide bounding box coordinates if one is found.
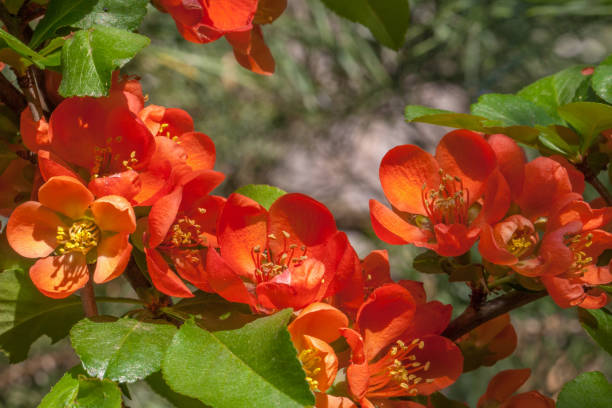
[478,369,555,408]
[342,284,462,406]
[6,176,135,298]
[204,192,359,312]
[370,129,507,256]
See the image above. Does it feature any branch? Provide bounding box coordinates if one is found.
[586,174,612,206]
[442,290,547,341]
[80,279,98,317]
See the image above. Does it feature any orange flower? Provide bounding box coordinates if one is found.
[370,129,508,257]
[342,284,462,407]
[288,303,348,393]
[478,214,539,269]
[478,369,555,408]
[6,176,135,298]
[457,314,517,372]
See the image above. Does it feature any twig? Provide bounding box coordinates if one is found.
[442,290,547,341]
[80,279,98,318]
[586,175,612,206]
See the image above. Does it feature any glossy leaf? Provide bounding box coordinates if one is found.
[58,25,149,97]
[0,269,83,363]
[146,372,210,408]
[318,0,410,50]
[578,308,612,355]
[234,184,287,210]
[162,310,314,408]
[592,54,612,104]
[39,367,122,408]
[557,371,612,408]
[517,65,591,118]
[471,93,560,129]
[29,0,95,49]
[73,0,149,31]
[557,102,612,151]
[70,317,177,383]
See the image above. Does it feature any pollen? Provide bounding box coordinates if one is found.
[421,170,469,226]
[56,220,100,255]
[298,348,324,392]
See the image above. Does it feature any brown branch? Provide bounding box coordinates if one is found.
[0,73,26,113]
[442,290,547,341]
[586,175,612,206]
[80,279,98,318]
[17,66,49,121]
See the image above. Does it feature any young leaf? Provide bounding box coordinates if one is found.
[73,0,149,32]
[234,184,287,210]
[39,367,123,408]
[162,310,314,408]
[58,25,150,97]
[0,269,83,363]
[70,317,177,383]
[557,371,612,408]
[557,102,612,151]
[29,0,96,49]
[471,93,560,129]
[578,307,612,355]
[0,29,57,68]
[592,54,612,104]
[318,0,410,50]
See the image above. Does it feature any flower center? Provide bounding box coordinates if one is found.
[157,122,180,143]
[565,233,593,274]
[298,348,323,391]
[421,169,469,226]
[56,219,100,255]
[507,229,536,258]
[91,136,138,177]
[366,338,433,398]
[160,212,207,250]
[251,230,308,283]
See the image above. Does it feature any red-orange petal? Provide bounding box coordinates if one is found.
[341,328,369,400]
[218,193,268,279]
[486,133,525,199]
[475,169,511,227]
[478,368,531,407]
[369,200,431,246]
[503,391,555,408]
[356,284,416,360]
[38,150,84,182]
[145,247,194,298]
[400,300,452,339]
[29,254,89,298]
[7,201,65,258]
[550,155,585,194]
[38,176,94,219]
[478,222,518,266]
[433,223,480,257]
[362,250,392,290]
[180,132,216,171]
[301,334,338,392]
[91,195,136,233]
[205,0,258,31]
[315,394,358,408]
[88,170,142,201]
[254,0,287,25]
[288,302,349,345]
[205,248,257,307]
[436,129,497,202]
[20,106,51,152]
[411,334,463,396]
[379,145,439,214]
[231,26,275,75]
[148,186,183,249]
[94,233,132,283]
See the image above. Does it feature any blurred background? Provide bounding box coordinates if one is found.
[2,0,612,406]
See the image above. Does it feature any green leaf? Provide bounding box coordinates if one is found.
[146,372,210,408]
[557,371,612,408]
[29,0,96,49]
[557,102,612,151]
[318,0,410,50]
[413,250,445,275]
[471,93,560,128]
[70,317,177,383]
[162,310,314,408]
[58,25,150,97]
[536,125,579,155]
[578,308,612,355]
[404,104,541,145]
[39,367,122,408]
[73,0,149,32]
[5,0,26,15]
[234,184,287,210]
[0,269,83,363]
[592,54,612,104]
[517,65,591,118]
[0,29,56,68]
[163,291,257,332]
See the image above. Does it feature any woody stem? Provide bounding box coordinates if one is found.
[80,279,98,318]
[586,175,612,206]
[442,290,547,341]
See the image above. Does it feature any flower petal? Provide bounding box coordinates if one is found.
[315,394,358,408]
[477,368,531,407]
[230,26,275,75]
[180,132,216,171]
[38,176,94,219]
[7,201,65,258]
[145,247,194,298]
[88,171,142,201]
[436,130,497,202]
[486,134,525,199]
[148,186,183,249]
[433,223,479,257]
[411,335,463,396]
[91,195,136,233]
[288,302,349,344]
[369,200,431,246]
[94,233,132,283]
[29,254,89,298]
[205,248,257,307]
[379,145,439,214]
